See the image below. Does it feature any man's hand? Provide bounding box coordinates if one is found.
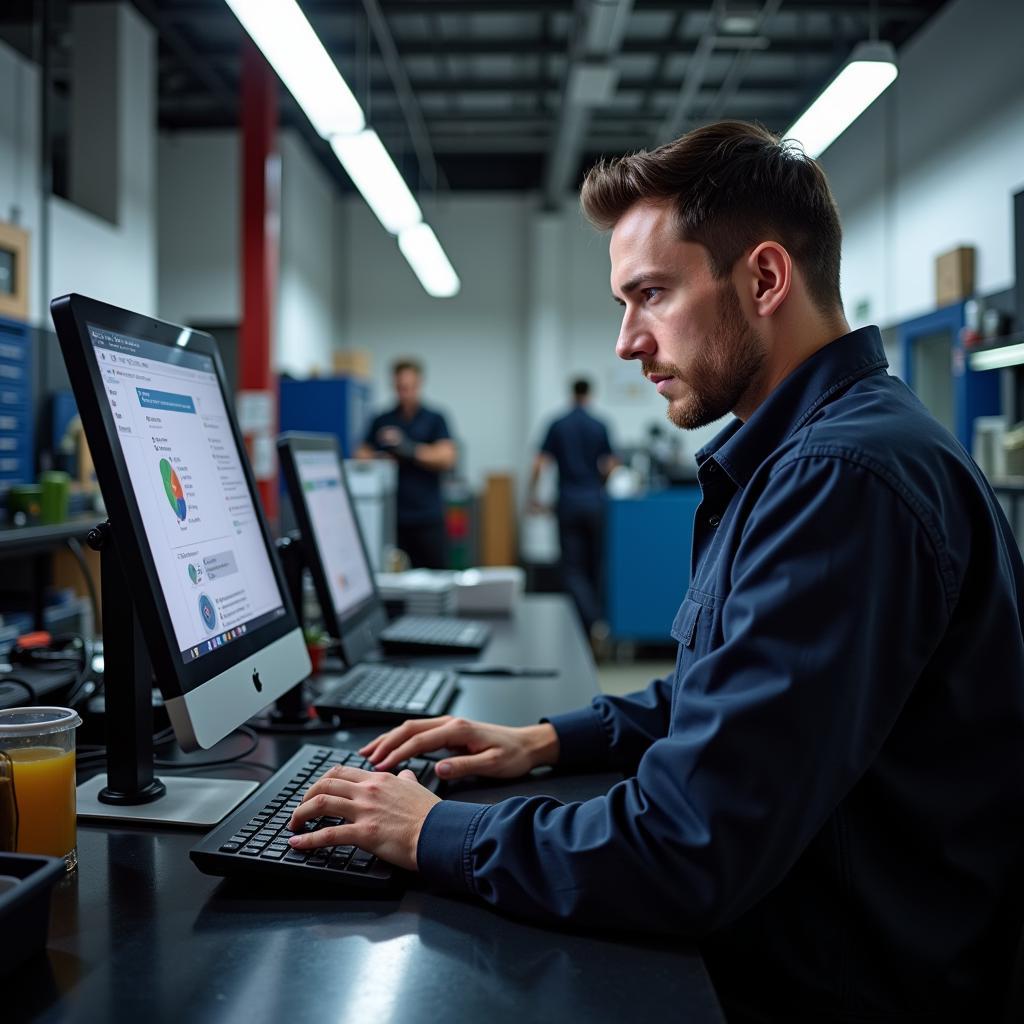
[359,716,560,781]
[287,766,440,870]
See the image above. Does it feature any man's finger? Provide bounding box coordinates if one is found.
[435,751,495,780]
[288,822,360,851]
[373,718,469,771]
[289,790,351,830]
[361,717,452,760]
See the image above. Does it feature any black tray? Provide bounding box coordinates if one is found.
[0,852,65,978]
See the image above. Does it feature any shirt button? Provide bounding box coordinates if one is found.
[705,461,718,474]
[708,514,721,528]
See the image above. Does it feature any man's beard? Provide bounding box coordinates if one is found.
[644,282,765,430]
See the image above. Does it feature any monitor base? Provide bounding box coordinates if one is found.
[77,774,258,828]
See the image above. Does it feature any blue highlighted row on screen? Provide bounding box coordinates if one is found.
[136,388,197,414]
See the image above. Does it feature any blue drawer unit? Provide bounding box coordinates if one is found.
[0,318,32,489]
[605,487,701,641]
[278,376,372,458]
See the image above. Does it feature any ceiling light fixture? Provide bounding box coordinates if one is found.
[224,0,460,298]
[398,224,461,298]
[223,0,364,137]
[330,131,423,235]
[785,41,898,159]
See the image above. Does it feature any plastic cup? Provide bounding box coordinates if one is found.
[39,470,70,524]
[0,708,82,871]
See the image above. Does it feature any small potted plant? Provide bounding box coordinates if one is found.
[303,626,330,675]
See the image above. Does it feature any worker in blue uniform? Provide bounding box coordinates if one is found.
[528,378,617,638]
[357,358,456,569]
[290,121,1024,1023]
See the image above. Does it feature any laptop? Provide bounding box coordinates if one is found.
[277,433,488,723]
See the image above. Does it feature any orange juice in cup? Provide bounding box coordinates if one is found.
[0,707,82,871]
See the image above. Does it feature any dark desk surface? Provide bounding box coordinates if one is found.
[15,596,724,1024]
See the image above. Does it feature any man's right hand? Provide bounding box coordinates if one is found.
[359,716,560,781]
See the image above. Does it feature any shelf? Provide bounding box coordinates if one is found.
[967,334,1024,371]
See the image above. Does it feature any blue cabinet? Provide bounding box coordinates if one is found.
[0,318,33,490]
[278,376,372,457]
[605,487,700,641]
[898,301,999,449]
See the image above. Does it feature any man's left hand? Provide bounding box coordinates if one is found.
[287,765,441,871]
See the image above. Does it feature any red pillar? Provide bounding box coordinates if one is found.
[240,38,280,520]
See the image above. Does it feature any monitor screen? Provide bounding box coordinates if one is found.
[292,447,375,623]
[52,294,310,754]
[87,324,287,665]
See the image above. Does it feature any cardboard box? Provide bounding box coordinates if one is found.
[935,245,975,306]
[331,349,372,378]
[480,473,516,566]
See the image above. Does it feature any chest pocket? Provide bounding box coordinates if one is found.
[669,590,719,704]
[671,598,702,649]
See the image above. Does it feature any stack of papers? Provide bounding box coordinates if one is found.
[375,570,458,616]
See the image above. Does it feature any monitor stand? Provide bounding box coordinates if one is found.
[76,521,257,828]
[253,533,325,732]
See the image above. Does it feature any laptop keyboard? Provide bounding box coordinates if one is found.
[190,744,441,887]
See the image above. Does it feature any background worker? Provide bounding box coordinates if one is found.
[358,359,456,569]
[528,378,618,638]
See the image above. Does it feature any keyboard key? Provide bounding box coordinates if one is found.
[260,848,286,860]
[219,842,242,853]
[283,850,309,864]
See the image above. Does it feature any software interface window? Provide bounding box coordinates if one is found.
[89,325,284,663]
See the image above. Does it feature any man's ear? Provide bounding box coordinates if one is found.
[742,241,791,318]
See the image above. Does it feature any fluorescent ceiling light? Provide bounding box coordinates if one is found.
[969,343,1024,372]
[785,41,898,159]
[330,130,423,235]
[224,0,364,137]
[398,223,461,298]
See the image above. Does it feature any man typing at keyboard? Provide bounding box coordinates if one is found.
[289,121,1024,1024]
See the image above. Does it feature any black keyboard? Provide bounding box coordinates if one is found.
[379,615,490,654]
[190,744,442,889]
[313,664,457,723]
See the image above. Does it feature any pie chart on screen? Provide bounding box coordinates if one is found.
[159,458,187,520]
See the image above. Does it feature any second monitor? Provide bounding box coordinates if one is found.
[278,433,490,722]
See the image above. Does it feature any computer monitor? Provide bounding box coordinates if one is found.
[50,294,311,755]
[277,433,388,667]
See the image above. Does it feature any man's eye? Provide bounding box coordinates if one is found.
[642,287,661,301]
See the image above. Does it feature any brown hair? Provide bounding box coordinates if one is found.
[392,358,423,377]
[580,120,843,314]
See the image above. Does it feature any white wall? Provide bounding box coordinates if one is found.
[157,131,239,326]
[822,0,1024,329]
[0,12,156,329]
[341,194,530,486]
[277,130,339,376]
[49,5,157,317]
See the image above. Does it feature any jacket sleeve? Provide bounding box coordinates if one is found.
[417,454,953,932]
[544,674,677,773]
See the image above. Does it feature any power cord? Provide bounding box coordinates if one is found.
[0,676,37,705]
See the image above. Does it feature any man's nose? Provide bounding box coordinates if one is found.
[616,309,654,361]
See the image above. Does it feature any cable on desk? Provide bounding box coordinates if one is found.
[153,725,260,770]
[0,676,37,705]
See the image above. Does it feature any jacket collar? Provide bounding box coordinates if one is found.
[695,326,888,487]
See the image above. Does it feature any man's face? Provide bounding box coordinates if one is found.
[610,202,766,429]
[394,368,422,409]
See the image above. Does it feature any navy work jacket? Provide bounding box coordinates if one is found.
[365,404,451,525]
[418,327,1024,1022]
[540,405,614,512]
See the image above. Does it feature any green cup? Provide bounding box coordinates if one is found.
[39,471,70,524]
